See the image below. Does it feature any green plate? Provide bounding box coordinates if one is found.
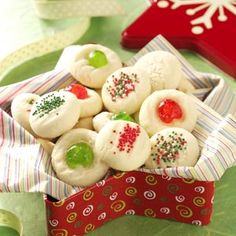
[0,1,236,236]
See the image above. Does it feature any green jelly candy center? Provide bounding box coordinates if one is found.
[88,50,108,68]
[66,142,94,169]
[111,111,135,123]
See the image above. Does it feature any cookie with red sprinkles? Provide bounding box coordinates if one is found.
[145,128,199,169]
[101,66,151,114]
[95,120,151,171]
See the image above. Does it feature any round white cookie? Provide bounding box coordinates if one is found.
[95,120,151,171]
[69,44,122,88]
[102,66,151,114]
[177,77,195,94]
[93,111,113,132]
[11,93,40,135]
[133,110,140,124]
[74,117,94,130]
[79,88,103,117]
[37,138,55,155]
[29,91,80,139]
[139,89,198,136]
[145,128,199,168]
[52,128,109,187]
[135,51,183,92]
[64,84,103,117]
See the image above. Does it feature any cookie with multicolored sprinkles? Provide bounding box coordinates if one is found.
[95,120,151,171]
[145,128,199,169]
[102,66,151,114]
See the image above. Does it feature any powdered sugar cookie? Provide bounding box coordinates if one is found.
[74,117,93,130]
[95,121,151,171]
[37,138,55,155]
[69,44,122,88]
[102,66,151,114]
[65,83,102,117]
[52,128,109,187]
[11,93,40,135]
[139,90,197,136]
[93,112,113,132]
[145,128,199,168]
[29,91,80,139]
[177,77,195,94]
[93,111,135,132]
[135,51,183,92]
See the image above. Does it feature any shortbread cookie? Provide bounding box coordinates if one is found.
[11,93,40,135]
[93,111,135,132]
[177,77,195,93]
[69,44,122,88]
[52,128,109,187]
[139,90,197,136]
[135,51,183,92]
[102,66,151,114]
[93,112,113,132]
[29,91,80,139]
[65,83,102,117]
[37,138,55,155]
[95,121,151,171]
[74,117,93,130]
[145,128,199,168]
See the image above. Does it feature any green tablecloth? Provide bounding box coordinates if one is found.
[0,1,236,236]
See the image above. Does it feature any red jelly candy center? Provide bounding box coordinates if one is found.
[65,84,88,99]
[157,99,183,123]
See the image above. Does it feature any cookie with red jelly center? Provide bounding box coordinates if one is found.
[65,84,103,118]
[65,84,88,100]
[157,99,183,123]
[139,89,197,136]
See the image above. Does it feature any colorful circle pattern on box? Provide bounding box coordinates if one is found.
[46,171,214,235]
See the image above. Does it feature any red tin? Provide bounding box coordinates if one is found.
[45,171,214,235]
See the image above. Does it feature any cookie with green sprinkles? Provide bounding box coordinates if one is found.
[145,128,199,169]
[29,91,81,139]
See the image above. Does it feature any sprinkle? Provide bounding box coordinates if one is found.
[115,123,141,154]
[106,72,139,102]
[32,93,65,118]
[151,132,187,164]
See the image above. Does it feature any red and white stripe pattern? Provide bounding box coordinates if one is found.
[0,35,236,200]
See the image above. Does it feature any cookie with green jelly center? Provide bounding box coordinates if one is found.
[88,50,108,68]
[66,142,94,169]
[111,111,135,123]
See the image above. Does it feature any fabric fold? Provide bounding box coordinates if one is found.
[0,35,236,199]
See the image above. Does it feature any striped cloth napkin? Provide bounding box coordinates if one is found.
[0,35,236,200]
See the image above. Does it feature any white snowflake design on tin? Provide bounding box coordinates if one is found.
[156,0,236,34]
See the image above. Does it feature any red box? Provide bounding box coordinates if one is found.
[45,171,214,235]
